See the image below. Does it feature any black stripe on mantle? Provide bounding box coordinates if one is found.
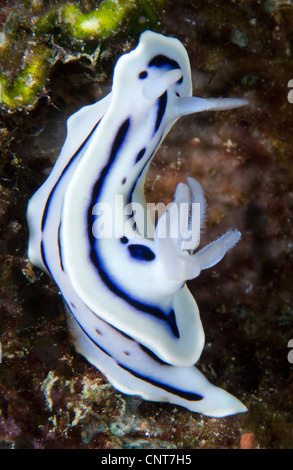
[87,118,180,339]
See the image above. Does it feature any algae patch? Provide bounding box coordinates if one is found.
[0,0,164,110]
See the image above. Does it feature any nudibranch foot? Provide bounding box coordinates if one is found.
[68,310,247,418]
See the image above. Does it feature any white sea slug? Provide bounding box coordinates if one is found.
[27,31,247,417]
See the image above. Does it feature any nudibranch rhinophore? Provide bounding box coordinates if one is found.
[27,31,248,417]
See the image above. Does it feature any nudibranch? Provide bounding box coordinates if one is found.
[27,31,248,417]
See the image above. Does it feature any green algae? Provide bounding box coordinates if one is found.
[0,0,164,110]
[37,0,163,40]
[62,1,151,40]
[0,44,50,108]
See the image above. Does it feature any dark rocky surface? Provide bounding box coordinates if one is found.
[0,0,293,449]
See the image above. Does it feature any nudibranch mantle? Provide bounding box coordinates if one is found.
[27,30,247,417]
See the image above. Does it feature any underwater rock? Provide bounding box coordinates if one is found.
[1,0,293,450]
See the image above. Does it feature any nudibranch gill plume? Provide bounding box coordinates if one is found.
[27,31,248,417]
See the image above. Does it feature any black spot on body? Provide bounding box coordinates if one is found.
[155,91,167,132]
[128,244,155,261]
[148,55,180,70]
[120,236,129,244]
[139,71,148,79]
[135,148,146,163]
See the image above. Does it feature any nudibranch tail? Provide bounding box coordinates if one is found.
[176,96,248,117]
[68,309,247,418]
[27,30,247,418]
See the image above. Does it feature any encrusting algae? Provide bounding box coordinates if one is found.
[0,0,164,110]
